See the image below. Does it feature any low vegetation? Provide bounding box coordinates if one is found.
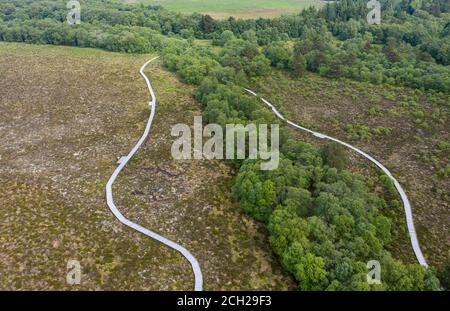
[0,43,292,290]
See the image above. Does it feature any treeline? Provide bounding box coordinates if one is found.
[0,0,449,92]
[0,0,445,290]
[0,18,172,53]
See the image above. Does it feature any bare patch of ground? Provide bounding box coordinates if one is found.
[205,8,300,20]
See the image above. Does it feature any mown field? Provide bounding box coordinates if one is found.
[251,71,450,268]
[0,42,294,290]
[125,0,323,19]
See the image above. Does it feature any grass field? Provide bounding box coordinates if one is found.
[126,0,324,19]
[252,71,450,268]
[0,42,294,290]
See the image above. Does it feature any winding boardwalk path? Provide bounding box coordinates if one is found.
[106,57,203,291]
[245,88,428,267]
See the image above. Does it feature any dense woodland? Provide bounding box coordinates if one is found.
[0,0,448,290]
[1,0,449,91]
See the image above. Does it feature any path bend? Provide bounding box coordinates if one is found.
[245,88,428,267]
[106,57,203,291]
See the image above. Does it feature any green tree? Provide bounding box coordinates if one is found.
[215,30,234,46]
[321,142,348,170]
[264,41,292,69]
[290,51,307,78]
[294,253,328,290]
[283,187,313,216]
[437,264,450,290]
[232,167,276,221]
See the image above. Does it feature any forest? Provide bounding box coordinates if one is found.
[1,0,449,91]
[0,0,448,290]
